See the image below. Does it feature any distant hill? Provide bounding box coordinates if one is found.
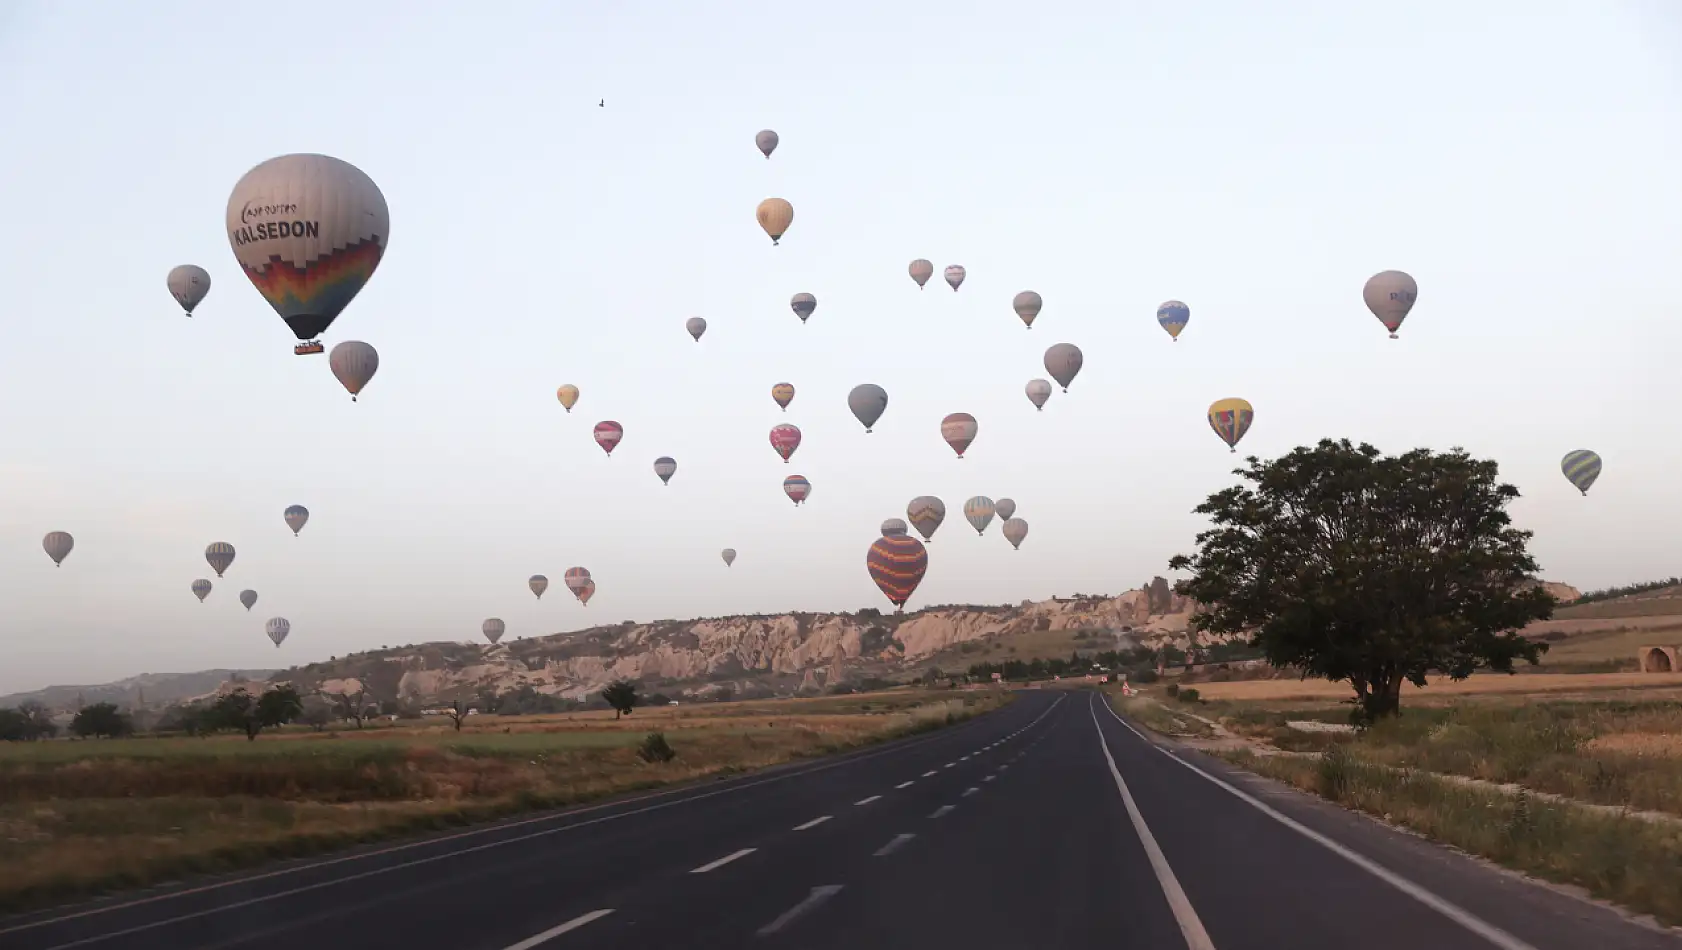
[0,669,277,712]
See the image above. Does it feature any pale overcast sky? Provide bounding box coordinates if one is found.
[1,1,1678,693]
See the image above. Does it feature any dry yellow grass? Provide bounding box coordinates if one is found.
[1191,671,1682,703]
[0,690,1007,910]
[1583,733,1682,759]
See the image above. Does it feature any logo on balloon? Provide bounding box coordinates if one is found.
[240,200,299,225]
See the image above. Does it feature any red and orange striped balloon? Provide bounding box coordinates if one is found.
[867,534,928,611]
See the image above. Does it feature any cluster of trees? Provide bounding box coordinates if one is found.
[1,686,307,742]
[1572,577,1681,605]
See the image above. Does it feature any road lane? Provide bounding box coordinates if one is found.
[0,691,1062,950]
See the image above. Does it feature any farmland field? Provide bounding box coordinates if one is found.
[0,689,1008,911]
[1187,671,1682,704]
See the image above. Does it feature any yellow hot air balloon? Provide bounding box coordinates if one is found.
[556,384,579,413]
[771,382,795,412]
[756,198,794,245]
[1207,397,1254,453]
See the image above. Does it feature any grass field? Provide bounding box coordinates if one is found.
[1187,671,1682,704]
[1552,594,1682,621]
[0,689,1009,911]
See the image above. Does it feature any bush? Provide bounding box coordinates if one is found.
[1132,668,1160,684]
[637,732,676,764]
[1177,688,1201,703]
[1165,683,1180,698]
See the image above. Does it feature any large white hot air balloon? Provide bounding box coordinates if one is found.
[265,617,291,647]
[226,153,390,355]
[329,341,379,401]
[167,265,212,317]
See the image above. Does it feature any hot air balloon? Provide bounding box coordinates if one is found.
[685,317,707,342]
[791,293,817,323]
[944,265,966,291]
[994,498,1017,522]
[1044,343,1083,392]
[265,617,291,647]
[1363,270,1418,339]
[192,579,212,602]
[225,153,389,355]
[772,382,796,411]
[1207,398,1255,453]
[784,474,812,506]
[848,384,888,433]
[329,340,379,401]
[721,548,737,567]
[756,129,779,158]
[1025,379,1053,411]
[867,534,928,612]
[770,424,802,462]
[1561,450,1603,496]
[594,421,624,457]
[556,384,580,413]
[907,496,946,542]
[578,578,596,605]
[564,567,592,596]
[909,259,933,289]
[1012,291,1042,329]
[654,456,678,485]
[205,542,236,578]
[42,531,73,567]
[963,496,996,535]
[529,574,549,599]
[482,618,506,645]
[284,505,310,537]
[240,589,258,611]
[881,518,908,537]
[1157,300,1190,341]
[168,265,211,317]
[756,198,794,245]
[940,413,978,458]
[1002,518,1029,550]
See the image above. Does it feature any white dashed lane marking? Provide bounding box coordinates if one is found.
[793,816,831,831]
[874,834,917,857]
[855,795,882,806]
[691,849,756,874]
[930,805,955,818]
[501,909,615,949]
[962,787,980,798]
[895,781,914,789]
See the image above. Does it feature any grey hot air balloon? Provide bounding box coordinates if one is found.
[909,259,933,289]
[654,456,678,484]
[1043,343,1084,392]
[756,129,779,158]
[963,496,996,535]
[482,618,506,645]
[685,316,707,341]
[1025,379,1053,411]
[42,531,74,567]
[721,548,737,567]
[167,265,212,317]
[191,579,212,602]
[1012,291,1042,329]
[239,589,258,611]
[847,383,889,433]
[329,340,379,401]
[265,617,291,647]
[907,496,946,542]
[205,542,236,578]
[1001,517,1029,550]
[1363,270,1419,339]
[880,518,908,537]
[284,504,310,537]
[530,574,549,599]
[790,293,817,323]
[943,265,966,291]
[994,498,1017,522]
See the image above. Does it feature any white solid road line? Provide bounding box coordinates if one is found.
[756,885,844,936]
[690,848,756,874]
[1088,699,1217,950]
[962,787,980,797]
[501,909,616,950]
[793,816,831,831]
[922,770,937,777]
[855,795,882,806]
[930,805,956,818]
[895,781,914,789]
[874,833,918,856]
[1095,696,1540,950]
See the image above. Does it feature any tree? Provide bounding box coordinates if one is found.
[600,680,639,720]
[13,701,57,740]
[444,698,472,731]
[1169,439,1554,723]
[328,686,374,729]
[299,695,335,731]
[70,702,132,738]
[210,686,304,740]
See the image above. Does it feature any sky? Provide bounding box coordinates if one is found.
[0,1,1678,694]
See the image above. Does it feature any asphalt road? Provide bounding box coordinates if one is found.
[2,690,1675,950]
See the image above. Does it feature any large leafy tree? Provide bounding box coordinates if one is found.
[1169,439,1555,722]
